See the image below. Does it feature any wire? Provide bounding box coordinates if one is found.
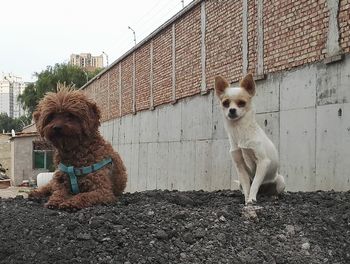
[106,0,192,63]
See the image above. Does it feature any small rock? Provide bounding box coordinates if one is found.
[147,210,155,216]
[219,215,226,222]
[180,253,186,259]
[155,230,168,240]
[173,211,188,220]
[285,225,295,236]
[301,242,310,250]
[78,213,85,223]
[183,233,195,244]
[216,233,226,243]
[276,234,287,242]
[77,233,91,240]
[194,228,206,239]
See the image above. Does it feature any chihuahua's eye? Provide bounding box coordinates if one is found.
[237,100,246,108]
[222,100,230,108]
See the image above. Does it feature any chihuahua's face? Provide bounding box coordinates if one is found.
[214,74,256,121]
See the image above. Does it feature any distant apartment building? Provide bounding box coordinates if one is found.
[0,74,26,118]
[69,53,104,71]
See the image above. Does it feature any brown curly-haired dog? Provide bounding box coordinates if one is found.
[28,88,127,210]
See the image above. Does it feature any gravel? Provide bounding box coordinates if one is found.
[0,189,349,264]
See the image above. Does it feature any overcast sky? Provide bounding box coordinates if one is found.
[0,0,194,82]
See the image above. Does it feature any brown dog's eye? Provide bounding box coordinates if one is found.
[222,100,230,108]
[237,100,246,108]
[47,114,54,122]
[68,113,75,119]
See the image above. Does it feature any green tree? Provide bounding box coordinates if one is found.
[18,63,102,117]
[0,113,30,133]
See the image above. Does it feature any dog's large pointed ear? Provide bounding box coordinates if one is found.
[214,76,229,96]
[240,73,255,96]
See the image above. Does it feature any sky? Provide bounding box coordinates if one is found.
[0,0,194,82]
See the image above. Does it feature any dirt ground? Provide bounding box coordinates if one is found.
[0,189,349,264]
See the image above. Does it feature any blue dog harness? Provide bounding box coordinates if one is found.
[58,157,112,194]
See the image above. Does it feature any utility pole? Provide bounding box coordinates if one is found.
[128,26,136,46]
[181,0,184,8]
[102,51,109,67]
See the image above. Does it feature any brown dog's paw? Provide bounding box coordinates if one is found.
[44,200,61,209]
[58,201,81,211]
[28,190,45,201]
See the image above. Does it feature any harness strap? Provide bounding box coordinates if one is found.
[58,157,112,194]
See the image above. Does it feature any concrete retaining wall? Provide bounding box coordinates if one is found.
[100,55,350,193]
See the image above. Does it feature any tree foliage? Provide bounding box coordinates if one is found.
[0,113,31,133]
[18,63,102,117]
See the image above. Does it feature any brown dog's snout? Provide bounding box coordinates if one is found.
[53,125,62,133]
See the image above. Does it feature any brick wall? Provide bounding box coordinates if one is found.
[175,4,201,99]
[108,65,120,118]
[264,0,328,72]
[247,0,257,75]
[97,73,109,120]
[121,56,133,116]
[205,0,243,86]
[135,42,151,111]
[153,26,173,106]
[82,0,350,121]
[339,0,350,53]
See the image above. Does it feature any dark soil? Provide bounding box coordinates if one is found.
[0,190,349,264]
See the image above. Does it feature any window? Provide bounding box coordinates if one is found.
[33,150,54,171]
[33,141,54,171]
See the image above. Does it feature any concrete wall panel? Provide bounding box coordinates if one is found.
[156,142,169,190]
[280,108,316,191]
[167,141,183,190]
[181,94,212,141]
[280,65,316,111]
[256,112,280,152]
[139,110,158,143]
[212,92,228,140]
[157,104,182,142]
[131,113,140,144]
[195,140,212,190]
[146,142,158,190]
[111,119,120,147]
[316,103,350,191]
[254,74,280,113]
[117,144,132,192]
[124,115,133,144]
[316,57,350,106]
[210,139,233,190]
[179,141,196,190]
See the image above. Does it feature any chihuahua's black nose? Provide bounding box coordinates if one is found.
[229,108,236,115]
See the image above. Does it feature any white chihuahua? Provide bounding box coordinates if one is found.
[214,74,285,205]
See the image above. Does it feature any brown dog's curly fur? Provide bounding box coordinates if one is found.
[28,88,127,210]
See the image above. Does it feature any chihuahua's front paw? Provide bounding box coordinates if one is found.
[246,198,257,206]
